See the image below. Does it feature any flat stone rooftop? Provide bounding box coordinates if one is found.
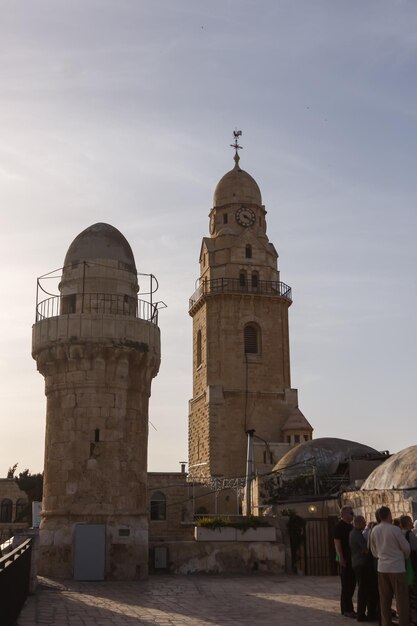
[17,574,349,625]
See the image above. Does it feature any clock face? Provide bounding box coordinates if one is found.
[209,214,215,234]
[236,206,256,227]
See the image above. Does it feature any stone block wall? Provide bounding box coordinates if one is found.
[148,473,195,542]
[342,488,417,522]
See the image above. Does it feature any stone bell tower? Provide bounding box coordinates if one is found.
[32,223,160,580]
[188,133,313,486]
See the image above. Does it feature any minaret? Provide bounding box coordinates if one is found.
[188,133,312,488]
[32,223,161,580]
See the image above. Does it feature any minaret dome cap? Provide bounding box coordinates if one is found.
[64,222,137,271]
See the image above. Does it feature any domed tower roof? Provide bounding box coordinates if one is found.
[273,437,379,476]
[361,445,417,490]
[64,223,137,271]
[213,154,262,208]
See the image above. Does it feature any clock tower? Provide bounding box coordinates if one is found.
[188,133,312,488]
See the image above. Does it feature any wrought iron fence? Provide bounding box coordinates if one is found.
[35,264,165,325]
[189,277,292,309]
[36,293,160,325]
[0,538,32,626]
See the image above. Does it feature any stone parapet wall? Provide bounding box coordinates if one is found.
[32,313,160,360]
[149,539,286,575]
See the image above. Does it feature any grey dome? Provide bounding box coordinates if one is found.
[213,163,262,207]
[361,445,417,491]
[64,223,136,271]
[273,437,379,476]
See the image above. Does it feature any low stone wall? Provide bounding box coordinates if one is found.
[149,540,286,575]
[342,488,417,521]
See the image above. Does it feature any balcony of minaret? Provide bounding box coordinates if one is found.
[32,263,162,360]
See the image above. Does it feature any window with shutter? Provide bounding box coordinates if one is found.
[244,324,259,354]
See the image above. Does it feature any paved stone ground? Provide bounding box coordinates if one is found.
[16,574,356,626]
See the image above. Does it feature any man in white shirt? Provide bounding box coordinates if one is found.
[370,506,410,626]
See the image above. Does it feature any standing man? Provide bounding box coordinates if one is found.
[334,505,356,618]
[350,514,378,622]
[370,506,410,626]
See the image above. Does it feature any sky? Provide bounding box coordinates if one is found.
[1,0,416,476]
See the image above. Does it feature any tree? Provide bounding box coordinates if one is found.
[16,469,43,503]
[7,463,18,479]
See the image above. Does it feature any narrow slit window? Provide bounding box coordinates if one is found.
[245,245,252,259]
[223,213,228,224]
[196,330,202,367]
[95,429,100,442]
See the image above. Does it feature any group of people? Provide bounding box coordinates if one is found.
[334,505,417,625]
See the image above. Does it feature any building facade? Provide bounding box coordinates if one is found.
[188,141,313,491]
[0,479,29,544]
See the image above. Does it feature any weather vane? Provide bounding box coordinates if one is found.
[230,128,242,165]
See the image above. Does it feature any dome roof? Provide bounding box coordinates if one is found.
[213,160,262,207]
[273,437,379,476]
[361,445,417,491]
[64,223,137,271]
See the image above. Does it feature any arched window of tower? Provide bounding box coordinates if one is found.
[244,323,261,354]
[251,272,258,289]
[239,271,247,288]
[150,492,167,521]
[196,330,202,367]
[0,498,12,523]
[245,244,252,259]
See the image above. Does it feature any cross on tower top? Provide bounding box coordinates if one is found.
[230,129,242,166]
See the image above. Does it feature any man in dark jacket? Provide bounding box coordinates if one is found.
[334,505,356,618]
[350,514,378,622]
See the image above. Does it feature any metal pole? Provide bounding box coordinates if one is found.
[245,429,255,516]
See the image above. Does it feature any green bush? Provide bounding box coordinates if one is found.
[196,515,271,531]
